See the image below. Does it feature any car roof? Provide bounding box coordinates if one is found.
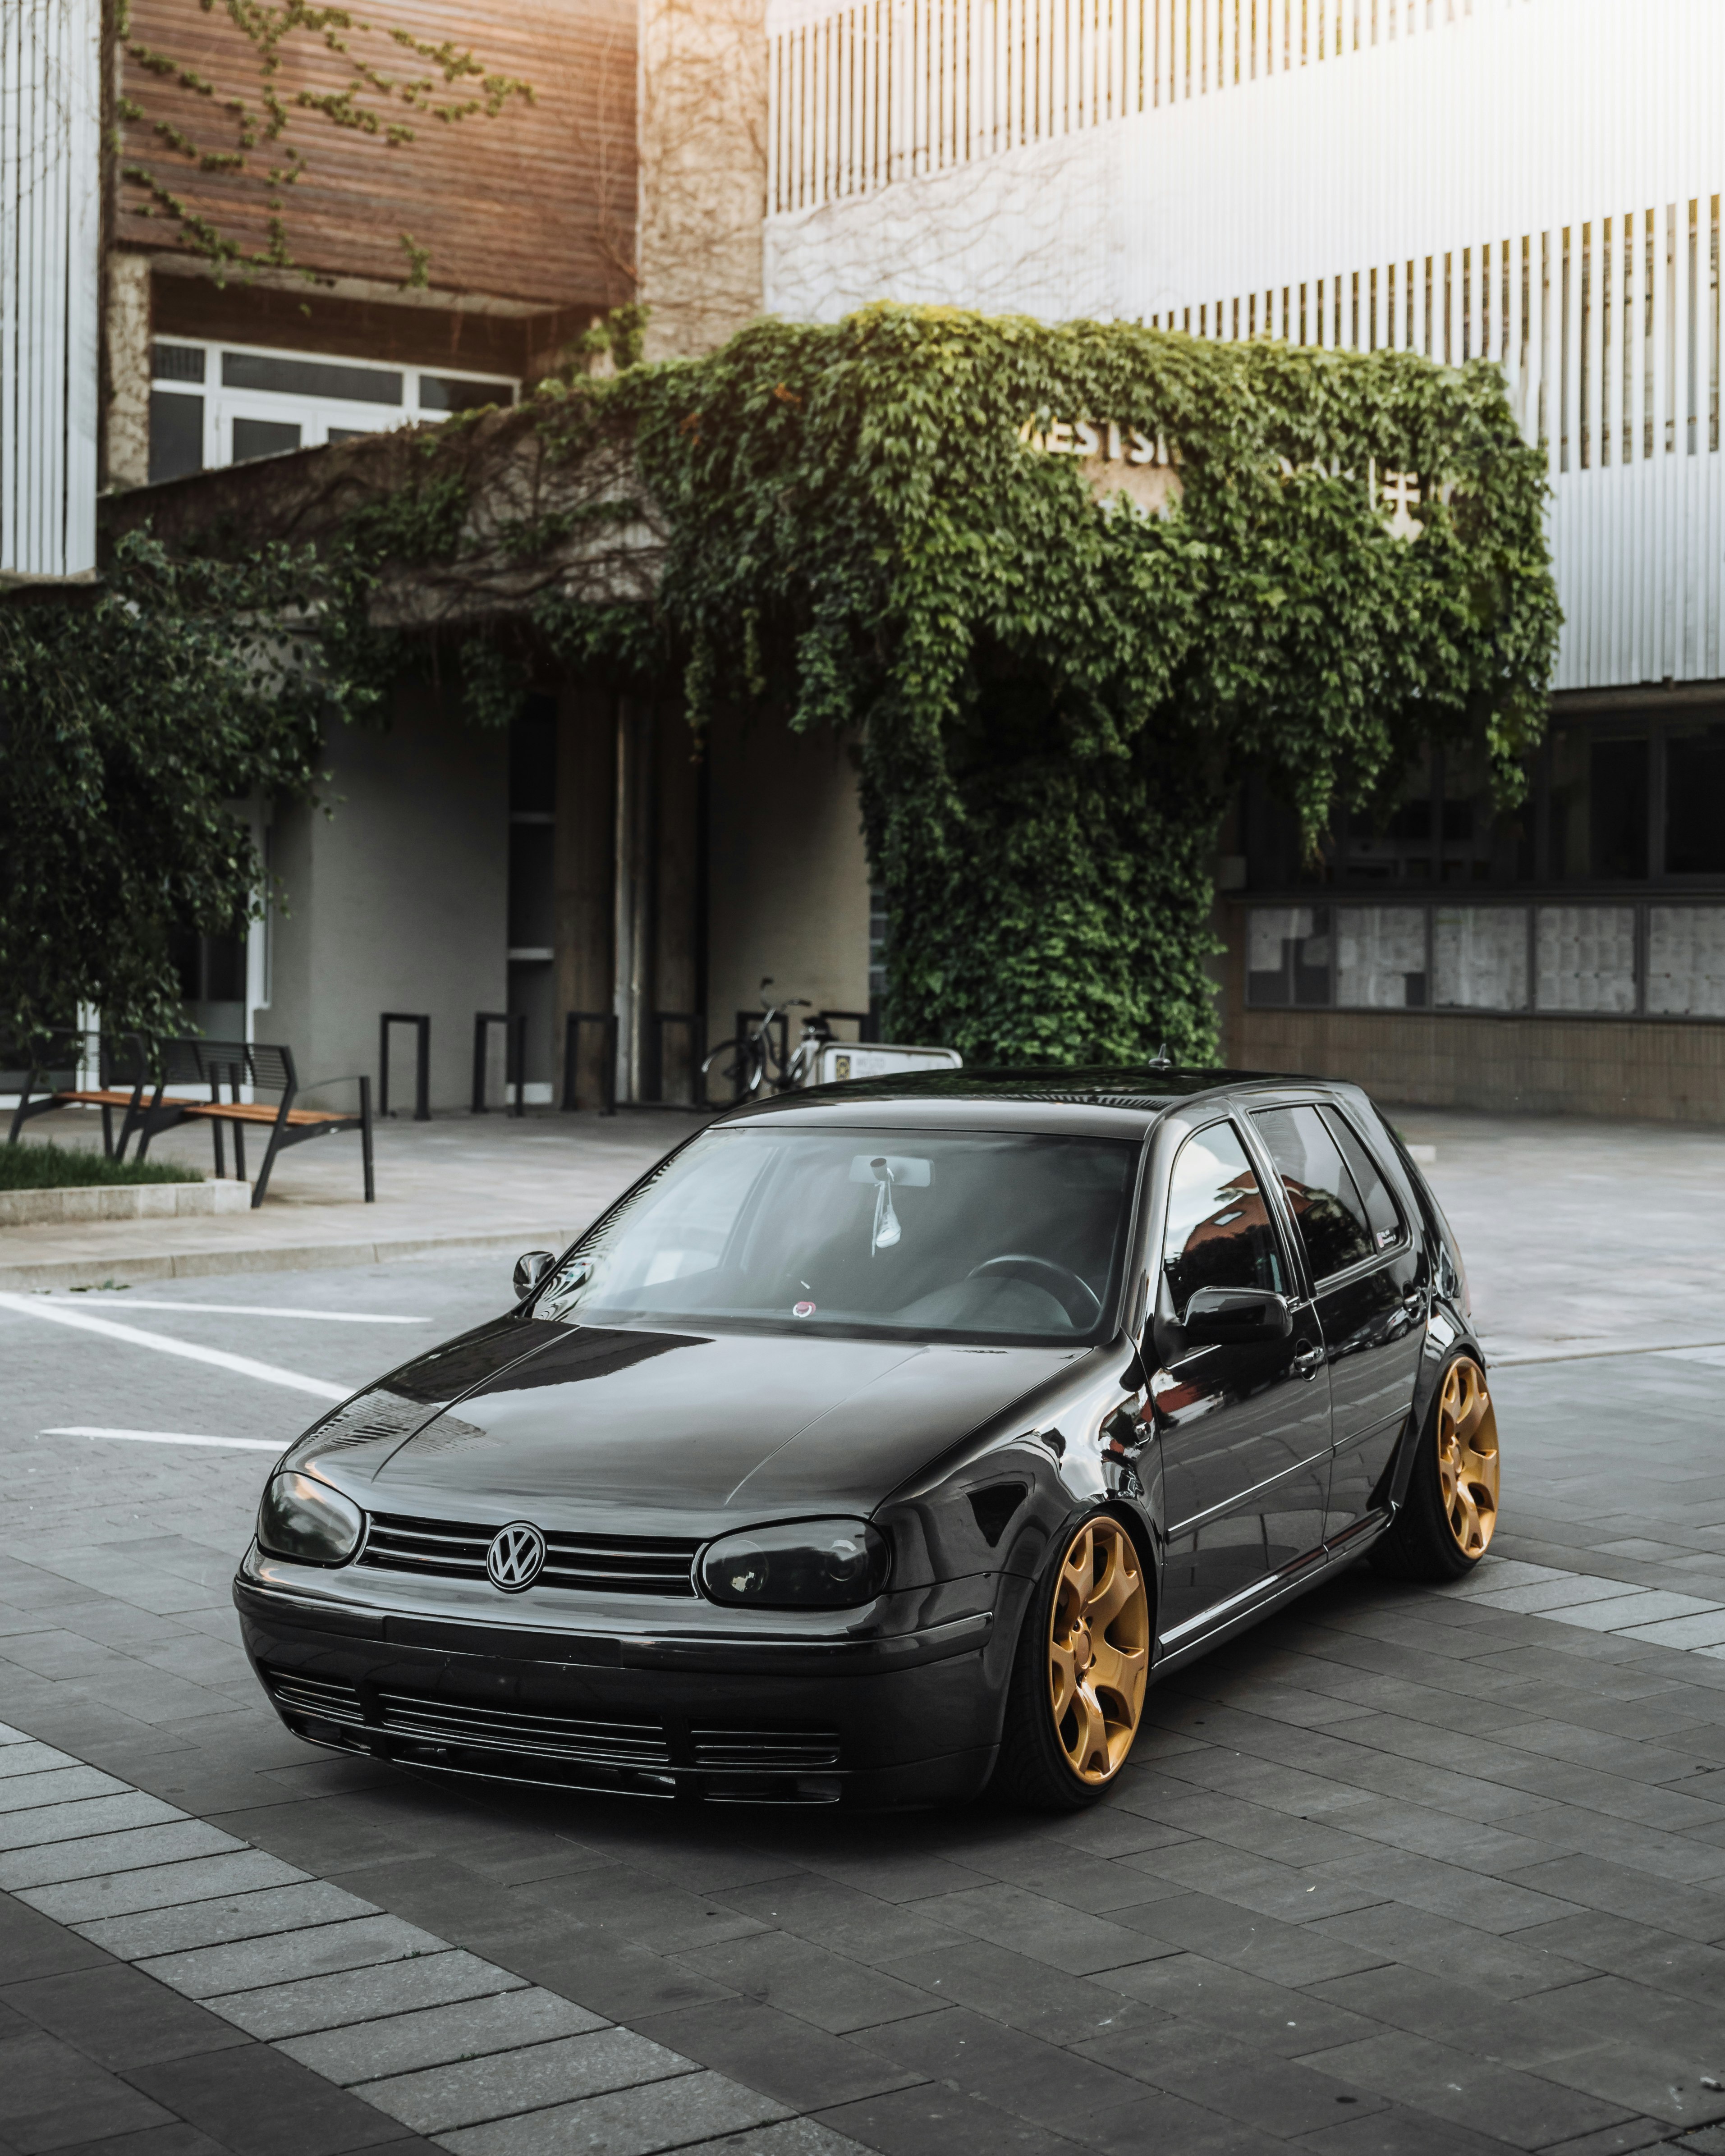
[719,1065,1338,1141]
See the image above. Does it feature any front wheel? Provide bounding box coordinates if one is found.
[992,1511,1152,1811]
[1372,1352,1501,1583]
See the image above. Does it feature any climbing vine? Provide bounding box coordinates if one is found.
[55,303,1560,1069]
[601,307,1560,1063]
[110,0,533,282]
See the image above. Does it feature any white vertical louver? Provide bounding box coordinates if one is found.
[765,0,1725,693]
[1,0,99,580]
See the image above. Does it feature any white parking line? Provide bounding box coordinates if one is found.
[56,1300,426,1325]
[39,1428,284,1452]
[0,1292,348,1401]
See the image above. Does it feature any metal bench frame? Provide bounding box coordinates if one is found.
[134,1039,374,1208]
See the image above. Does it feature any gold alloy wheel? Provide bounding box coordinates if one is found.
[1437,1356,1500,1558]
[1048,1516,1150,1785]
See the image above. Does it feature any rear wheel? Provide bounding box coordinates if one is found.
[1372,1353,1500,1582]
[993,1511,1152,1810]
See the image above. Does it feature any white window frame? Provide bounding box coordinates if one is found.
[149,336,519,473]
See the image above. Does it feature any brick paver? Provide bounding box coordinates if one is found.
[4,1120,1725,2155]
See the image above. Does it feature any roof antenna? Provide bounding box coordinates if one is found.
[1147,1041,1173,1071]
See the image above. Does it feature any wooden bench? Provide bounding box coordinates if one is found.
[135,1040,375,1208]
[6,1031,159,1158]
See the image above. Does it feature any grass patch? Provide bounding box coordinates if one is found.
[0,1141,201,1190]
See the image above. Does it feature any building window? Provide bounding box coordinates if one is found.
[1648,906,1725,1015]
[1434,907,1528,1010]
[1536,905,1636,1011]
[1548,722,1650,879]
[1665,722,1725,874]
[1246,906,1332,1006]
[1337,907,1427,1007]
[147,338,518,483]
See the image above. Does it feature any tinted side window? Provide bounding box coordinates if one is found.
[1162,1122,1286,1318]
[1320,1108,1403,1251]
[1251,1105,1375,1279]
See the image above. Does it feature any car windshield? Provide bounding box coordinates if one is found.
[534,1126,1140,1345]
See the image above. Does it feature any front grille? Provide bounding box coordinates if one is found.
[541,1531,699,1596]
[358,1511,700,1596]
[263,1666,668,1766]
[374,1692,669,1766]
[362,1512,491,1579]
[270,1671,364,1725]
[692,1726,842,1770]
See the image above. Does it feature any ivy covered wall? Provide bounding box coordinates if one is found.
[619,306,1560,1063]
[52,302,1558,1067]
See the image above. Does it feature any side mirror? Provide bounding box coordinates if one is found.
[513,1250,555,1302]
[1181,1286,1292,1345]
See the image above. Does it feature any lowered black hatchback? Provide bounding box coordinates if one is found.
[235,1068,1497,1810]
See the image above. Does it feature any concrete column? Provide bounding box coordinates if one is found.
[553,677,616,1110]
[103,250,151,488]
[613,696,655,1103]
[653,704,704,1099]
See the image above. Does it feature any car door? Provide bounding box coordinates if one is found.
[1150,1115,1333,1639]
[1248,1101,1426,1549]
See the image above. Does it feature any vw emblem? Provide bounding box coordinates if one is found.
[486,1521,546,1593]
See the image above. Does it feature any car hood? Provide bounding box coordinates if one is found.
[286,1316,1082,1526]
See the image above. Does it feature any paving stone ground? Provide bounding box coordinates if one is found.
[2,1120,1725,2156]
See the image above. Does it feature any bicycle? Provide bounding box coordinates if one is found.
[700,980,832,1101]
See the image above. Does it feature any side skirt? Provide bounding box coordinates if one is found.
[1150,1512,1395,1676]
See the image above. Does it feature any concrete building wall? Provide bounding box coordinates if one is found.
[637,0,768,360]
[264,684,509,1111]
[704,705,872,1055]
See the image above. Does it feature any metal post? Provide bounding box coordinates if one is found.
[506,1012,527,1119]
[379,1012,431,1121]
[472,1011,509,1113]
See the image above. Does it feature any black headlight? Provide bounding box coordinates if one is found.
[257,1471,364,1566]
[699,1518,891,1609]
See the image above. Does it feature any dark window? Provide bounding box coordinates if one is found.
[1665,722,1725,874]
[1246,906,1333,1007]
[221,351,403,404]
[151,342,205,383]
[1252,1105,1376,1279]
[168,925,247,1005]
[420,373,515,412]
[1319,1108,1404,1251]
[232,418,302,463]
[325,427,372,445]
[1550,724,1649,879]
[509,696,557,813]
[1161,1122,1286,1319]
[1343,751,1435,884]
[148,392,204,482]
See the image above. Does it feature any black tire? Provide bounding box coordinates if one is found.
[992,1509,1153,1812]
[1371,1351,1501,1584]
[699,1037,760,1103]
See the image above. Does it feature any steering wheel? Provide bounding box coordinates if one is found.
[966,1254,1102,1330]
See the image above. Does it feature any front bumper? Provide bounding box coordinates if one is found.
[233,1566,1023,1808]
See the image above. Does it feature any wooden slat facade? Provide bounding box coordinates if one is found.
[119,0,636,309]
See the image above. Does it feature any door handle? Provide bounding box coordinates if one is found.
[1292,1342,1326,1378]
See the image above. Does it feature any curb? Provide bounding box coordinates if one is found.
[0,1181,250,1228]
[0,1226,571,1292]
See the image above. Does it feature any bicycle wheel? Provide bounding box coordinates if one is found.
[700,1036,764,1102]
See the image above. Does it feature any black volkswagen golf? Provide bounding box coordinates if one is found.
[236,1068,1498,1811]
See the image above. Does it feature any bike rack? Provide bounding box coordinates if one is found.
[378,1012,431,1121]
[647,1011,707,1108]
[472,1011,527,1117]
[560,1011,618,1115]
[817,1007,879,1044]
